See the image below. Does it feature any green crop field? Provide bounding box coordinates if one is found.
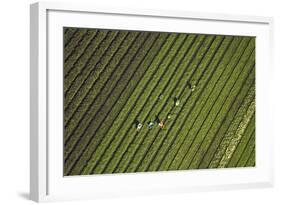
[63,27,255,176]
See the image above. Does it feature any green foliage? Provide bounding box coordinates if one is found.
[63,28,256,176]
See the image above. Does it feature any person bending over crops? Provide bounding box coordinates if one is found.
[137,123,142,132]
[148,121,155,129]
[158,120,165,129]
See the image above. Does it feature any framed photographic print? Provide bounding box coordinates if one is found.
[30,1,274,202]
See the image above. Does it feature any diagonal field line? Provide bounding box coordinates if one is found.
[197,83,255,169]
[108,35,206,174]
[84,34,185,175]
[76,33,168,175]
[187,68,255,169]
[217,99,256,168]
[236,131,255,166]
[134,36,225,173]
[90,34,191,174]
[245,140,256,166]
[169,40,253,170]
[120,36,215,174]
[64,30,89,63]
[177,47,255,170]
[64,31,119,113]
[64,28,79,48]
[205,82,255,168]
[152,37,235,172]
[63,31,131,143]
[64,32,144,149]
[65,33,155,175]
[233,122,255,167]
[64,30,98,77]
[64,30,88,61]
[96,34,198,174]
[70,33,166,175]
[164,38,247,170]
[177,44,254,169]
[76,33,177,175]
[213,93,253,167]
[64,32,146,156]
[143,36,231,172]
[64,30,103,79]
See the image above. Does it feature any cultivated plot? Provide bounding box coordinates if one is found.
[63,27,255,176]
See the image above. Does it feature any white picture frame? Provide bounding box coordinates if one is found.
[30,1,274,202]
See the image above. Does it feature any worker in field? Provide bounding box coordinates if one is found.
[158,120,165,129]
[137,122,143,132]
[174,97,180,106]
[187,82,196,92]
[148,121,155,129]
[191,84,196,92]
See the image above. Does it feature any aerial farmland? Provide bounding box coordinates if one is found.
[63,27,255,176]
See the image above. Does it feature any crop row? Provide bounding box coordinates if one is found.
[63,29,256,175]
[76,33,192,175]
[218,100,255,168]
[227,114,255,167]
[64,31,132,143]
[64,28,78,47]
[198,83,255,169]
[172,41,255,170]
[167,39,254,170]
[141,36,234,172]
[92,35,208,174]
[64,30,109,80]
[65,32,163,175]
[180,51,255,170]
[67,33,170,175]
[124,36,223,174]
[64,31,122,117]
[64,30,98,79]
[154,37,247,171]
[64,28,88,61]
[64,32,153,173]
[236,130,255,167]
[207,75,255,168]
[95,35,210,174]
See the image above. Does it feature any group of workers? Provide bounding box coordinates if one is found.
[135,83,196,132]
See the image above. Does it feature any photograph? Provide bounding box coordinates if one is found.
[63,27,256,176]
